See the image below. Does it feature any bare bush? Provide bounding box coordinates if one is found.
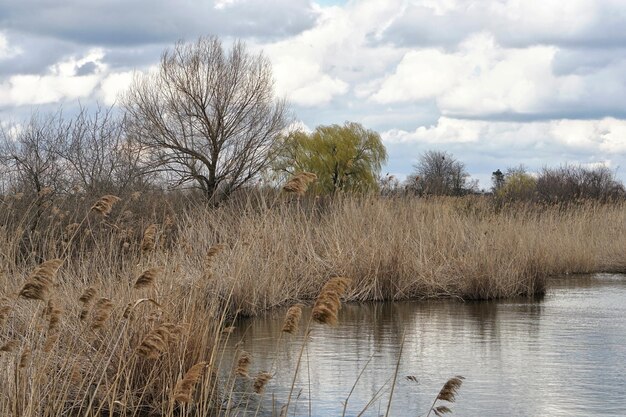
[536,165,625,203]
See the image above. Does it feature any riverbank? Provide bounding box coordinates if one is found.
[1,195,625,416]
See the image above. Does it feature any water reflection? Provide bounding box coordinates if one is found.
[224,275,626,416]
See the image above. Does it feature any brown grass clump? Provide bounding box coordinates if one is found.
[235,351,252,377]
[91,194,121,217]
[19,259,63,301]
[134,267,161,289]
[91,297,113,330]
[282,172,317,195]
[141,224,158,252]
[311,277,351,326]
[281,304,303,334]
[173,361,209,403]
[253,371,273,394]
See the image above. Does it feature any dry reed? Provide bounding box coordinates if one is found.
[137,323,181,359]
[253,372,272,394]
[19,348,31,368]
[142,224,158,252]
[134,267,161,289]
[427,376,465,417]
[19,259,63,301]
[0,305,10,328]
[312,277,351,325]
[78,287,97,321]
[173,361,209,403]
[91,195,121,217]
[91,298,113,330]
[282,172,317,195]
[236,351,252,377]
[0,340,18,353]
[281,304,303,334]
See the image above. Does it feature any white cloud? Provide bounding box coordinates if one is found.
[0,48,140,108]
[99,71,134,105]
[0,32,21,60]
[261,0,405,106]
[371,31,626,119]
[383,116,626,155]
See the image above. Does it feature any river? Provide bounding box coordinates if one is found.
[223,274,626,416]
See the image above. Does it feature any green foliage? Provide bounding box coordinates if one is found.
[496,172,537,201]
[274,122,387,194]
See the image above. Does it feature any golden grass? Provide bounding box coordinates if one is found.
[1,193,625,416]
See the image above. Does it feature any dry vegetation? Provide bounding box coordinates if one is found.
[1,191,625,416]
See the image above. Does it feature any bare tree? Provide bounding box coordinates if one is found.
[124,36,289,203]
[0,111,70,196]
[407,150,474,196]
[63,106,151,194]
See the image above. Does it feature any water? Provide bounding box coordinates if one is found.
[223,274,626,416]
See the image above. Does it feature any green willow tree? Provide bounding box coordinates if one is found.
[275,122,387,194]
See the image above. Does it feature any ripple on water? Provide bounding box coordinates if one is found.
[223,274,626,416]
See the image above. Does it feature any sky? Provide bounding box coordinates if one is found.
[1,0,626,188]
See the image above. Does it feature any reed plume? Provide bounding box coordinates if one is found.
[253,372,273,394]
[282,172,317,196]
[137,323,181,359]
[44,299,63,333]
[0,340,18,353]
[427,376,465,417]
[134,267,161,289]
[91,195,121,217]
[141,224,158,252]
[63,222,80,241]
[0,305,10,328]
[173,361,209,403]
[43,333,59,352]
[282,304,303,334]
[236,351,251,377]
[205,243,227,278]
[123,298,161,319]
[78,287,97,321]
[19,259,63,301]
[38,187,53,197]
[91,298,113,330]
[311,277,351,325]
[19,348,31,368]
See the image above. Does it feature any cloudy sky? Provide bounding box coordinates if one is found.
[1,0,626,187]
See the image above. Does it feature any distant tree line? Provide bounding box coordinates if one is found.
[1,35,624,207]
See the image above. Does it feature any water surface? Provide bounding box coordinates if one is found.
[225,274,626,416]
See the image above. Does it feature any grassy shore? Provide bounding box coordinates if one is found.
[1,193,625,415]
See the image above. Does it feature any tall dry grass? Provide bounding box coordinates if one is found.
[0,192,624,415]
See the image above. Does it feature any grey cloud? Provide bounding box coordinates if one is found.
[552,48,626,76]
[0,0,319,46]
[0,33,77,76]
[75,61,98,76]
[380,2,626,49]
